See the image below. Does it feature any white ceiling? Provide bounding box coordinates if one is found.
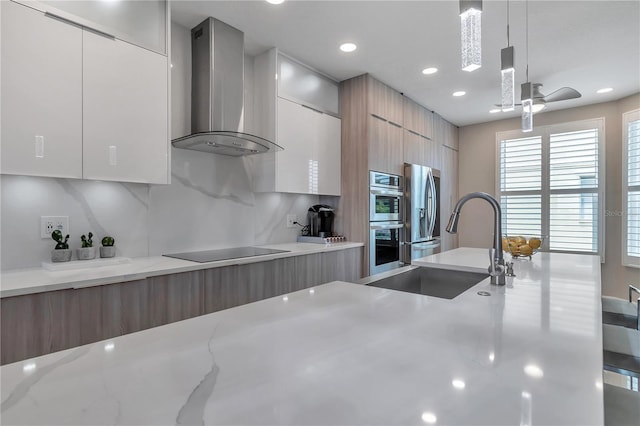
[171,0,640,127]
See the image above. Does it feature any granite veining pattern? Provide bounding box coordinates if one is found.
[0,249,604,425]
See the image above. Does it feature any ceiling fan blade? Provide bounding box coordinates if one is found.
[544,87,581,103]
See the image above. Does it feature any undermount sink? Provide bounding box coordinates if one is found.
[361,266,489,300]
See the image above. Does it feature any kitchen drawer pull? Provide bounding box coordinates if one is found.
[370,113,388,122]
[388,120,402,128]
[45,11,115,39]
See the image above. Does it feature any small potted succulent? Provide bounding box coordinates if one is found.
[51,230,72,262]
[76,232,96,260]
[100,236,116,258]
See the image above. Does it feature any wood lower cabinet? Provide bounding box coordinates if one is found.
[1,248,362,365]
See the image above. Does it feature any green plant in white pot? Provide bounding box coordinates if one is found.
[100,236,116,258]
[76,232,96,260]
[51,230,72,262]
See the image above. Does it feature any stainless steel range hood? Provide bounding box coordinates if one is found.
[171,18,282,156]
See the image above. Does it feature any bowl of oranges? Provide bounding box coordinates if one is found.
[502,235,545,259]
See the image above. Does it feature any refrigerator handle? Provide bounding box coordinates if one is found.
[427,169,437,238]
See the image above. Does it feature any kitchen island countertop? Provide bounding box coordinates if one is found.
[0,242,363,298]
[0,248,603,425]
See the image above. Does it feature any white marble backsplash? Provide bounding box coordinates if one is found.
[0,148,320,270]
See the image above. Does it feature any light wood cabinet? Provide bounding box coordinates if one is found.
[368,115,404,176]
[440,146,459,251]
[433,112,459,252]
[0,1,83,178]
[0,0,170,184]
[82,32,169,184]
[339,75,461,273]
[368,76,404,125]
[1,248,362,365]
[403,129,425,166]
[403,97,433,140]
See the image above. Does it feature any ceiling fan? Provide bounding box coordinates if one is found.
[496,83,582,113]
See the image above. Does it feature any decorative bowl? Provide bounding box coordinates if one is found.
[502,235,545,260]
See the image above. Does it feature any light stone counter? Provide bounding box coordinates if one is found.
[0,248,604,425]
[0,242,363,298]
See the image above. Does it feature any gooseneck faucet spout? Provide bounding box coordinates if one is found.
[446,192,506,285]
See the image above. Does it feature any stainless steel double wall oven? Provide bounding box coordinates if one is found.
[369,171,403,275]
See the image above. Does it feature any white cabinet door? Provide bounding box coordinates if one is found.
[275,98,314,194]
[275,98,342,195]
[316,112,341,196]
[1,1,82,178]
[82,31,169,184]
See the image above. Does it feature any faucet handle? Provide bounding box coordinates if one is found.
[505,262,516,277]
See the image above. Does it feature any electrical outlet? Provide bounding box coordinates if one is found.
[41,216,69,239]
[286,214,297,228]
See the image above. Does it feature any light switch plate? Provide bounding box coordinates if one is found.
[41,216,69,239]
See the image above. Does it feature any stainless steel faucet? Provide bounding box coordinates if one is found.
[446,192,506,285]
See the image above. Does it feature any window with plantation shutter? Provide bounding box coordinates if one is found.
[497,119,605,258]
[623,109,640,267]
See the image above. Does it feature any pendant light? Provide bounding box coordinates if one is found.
[460,0,482,72]
[521,0,533,132]
[501,0,515,112]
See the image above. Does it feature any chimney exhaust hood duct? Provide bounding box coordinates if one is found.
[171,18,282,156]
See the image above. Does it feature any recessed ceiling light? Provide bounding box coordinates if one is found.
[452,379,466,389]
[422,67,438,75]
[524,364,544,378]
[339,43,357,53]
[597,87,613,94]
[265,0,285,4]
[489,108,501,113]
[421,412,437,424]
[453,91,466,97]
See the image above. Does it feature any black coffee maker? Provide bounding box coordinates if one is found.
[307,205,335,237]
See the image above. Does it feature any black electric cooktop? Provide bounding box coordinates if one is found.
[163,247,290,263]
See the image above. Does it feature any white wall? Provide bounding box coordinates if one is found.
[458,93,640,298]
[0,22,319,270]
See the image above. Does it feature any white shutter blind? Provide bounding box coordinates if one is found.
[498,119,603,256]
[549,129,599,252]
[500,137,542,236]
[627,118,640,259]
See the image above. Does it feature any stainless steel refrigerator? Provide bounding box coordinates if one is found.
[402,163,441,264]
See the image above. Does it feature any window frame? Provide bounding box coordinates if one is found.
[622,109,640,268]
[495,118,606,260]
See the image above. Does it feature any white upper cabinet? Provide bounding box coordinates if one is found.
[275,98,341,195]
[316,111,341,196]
[1,0,83,178]
[0,0,170,184]
[277,55,340,116]
[82,32,169,184]
[252,48,341,195]
[275,98,315,194]
[20,0,167,54]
